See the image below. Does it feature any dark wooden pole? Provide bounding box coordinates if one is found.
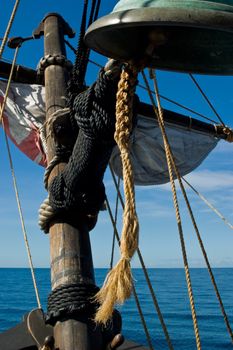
[35,13,102,350]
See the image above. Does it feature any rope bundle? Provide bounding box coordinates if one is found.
[95,64,139,324]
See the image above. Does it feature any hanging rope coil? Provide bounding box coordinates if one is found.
[95,64,139,324]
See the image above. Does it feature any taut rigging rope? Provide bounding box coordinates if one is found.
[189,74,225,126]
[182,177,233,230]
[0,47,41,309]
[143,69,202,350]
[0,0,20,60]
[149,70,233,344]
[65,38,219,125]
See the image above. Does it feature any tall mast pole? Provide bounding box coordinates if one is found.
[34,13,102,350]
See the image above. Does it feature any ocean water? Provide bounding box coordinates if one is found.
[0,268,232,349]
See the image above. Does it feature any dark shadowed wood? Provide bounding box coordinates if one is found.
[42,13,102,350]
[0,60,39,84]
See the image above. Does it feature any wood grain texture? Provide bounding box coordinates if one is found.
[43,13,101,350]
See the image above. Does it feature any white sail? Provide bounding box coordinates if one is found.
[110,114,218,185]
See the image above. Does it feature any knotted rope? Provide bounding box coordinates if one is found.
[95,64,139,324]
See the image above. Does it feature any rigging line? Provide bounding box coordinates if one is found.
[0,0,20,60]
[64,39,217,125]
[154,69,233,343]
[178,176,233,342]
[105,196,154,350]
[0,47,41,310]
[143,69,201,350]
[65,39,218,125]
[189,74,225,126]
[109,175,121,270]
[182,177,233,230]
[93,0,101,21]
[147,70,233,342]
[109,164,174,350]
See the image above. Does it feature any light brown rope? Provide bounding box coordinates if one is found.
[182,177,233,230]
[149,70,233,345]
[95,64,139,324]
[0,48,41,309]
[179,177,233,343]
[0,0,20,59]
[109,163,174,350]
[105,196,154,350]
[143,69,202,350]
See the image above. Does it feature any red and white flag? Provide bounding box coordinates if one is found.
[0,80,47,166]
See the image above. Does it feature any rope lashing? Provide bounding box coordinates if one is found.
[39,67,122,233]
[215,124,233,142]
[94,64,139,324]
[46,283,99,326]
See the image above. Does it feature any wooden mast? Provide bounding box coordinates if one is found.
[34,13,103,350]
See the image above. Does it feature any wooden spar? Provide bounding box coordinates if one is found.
[0,60,40,84]
[35,13,103,350]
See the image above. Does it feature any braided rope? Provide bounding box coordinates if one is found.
[0,0,20,59]
[143,70,202,350]
[95,65,139,324]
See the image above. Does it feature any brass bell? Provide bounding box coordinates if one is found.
[85,0,233,75]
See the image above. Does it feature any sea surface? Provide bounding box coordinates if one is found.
[0,268,232,349]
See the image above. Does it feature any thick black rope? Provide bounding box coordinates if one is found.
[46,283,99,326]
[48,69,120,228]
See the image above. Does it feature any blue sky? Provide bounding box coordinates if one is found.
[0,0,233,269]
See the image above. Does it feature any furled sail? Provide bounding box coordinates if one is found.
[0,81,218,184]
[110,114,219,185]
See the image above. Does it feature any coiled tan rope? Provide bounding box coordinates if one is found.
[95,64,139,324]
[143,69,201,350]
[0,0,20,59]
[0,47,41,309]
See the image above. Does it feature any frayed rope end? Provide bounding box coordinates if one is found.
[94,258,133,324]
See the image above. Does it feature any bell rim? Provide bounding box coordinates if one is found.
[86,7,233,36]
[85,7,233,75]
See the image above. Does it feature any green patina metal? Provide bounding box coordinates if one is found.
[114,0,233,13]
[85,0,233,75]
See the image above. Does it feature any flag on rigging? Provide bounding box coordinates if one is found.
[0,80,47,166]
